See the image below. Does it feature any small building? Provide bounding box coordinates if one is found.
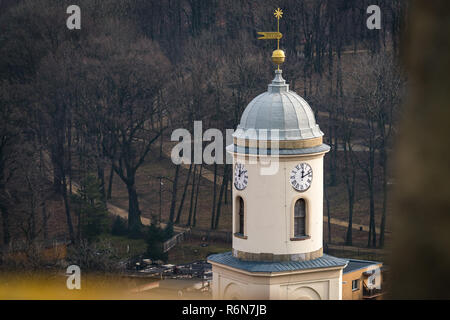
[342,259,383,300]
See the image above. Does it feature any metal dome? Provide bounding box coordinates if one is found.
[233,70,323,141]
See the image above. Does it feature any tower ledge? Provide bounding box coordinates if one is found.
[208,251,348,274]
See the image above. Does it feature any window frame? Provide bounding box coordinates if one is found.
[352,279,360,291]
[238,197,244,234]
[292,198,308,240]
[234,196,247,239]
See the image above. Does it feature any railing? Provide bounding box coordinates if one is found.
[324,243,386,261]
[363,282,383,299]
[163,229,191,253]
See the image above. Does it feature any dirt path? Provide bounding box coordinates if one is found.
[106,202,189,233]
[324,216,381,234]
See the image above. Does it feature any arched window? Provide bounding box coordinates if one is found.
[238,197,244,235]
[294,199,306,237]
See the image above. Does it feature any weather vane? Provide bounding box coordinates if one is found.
[258,8,285,70]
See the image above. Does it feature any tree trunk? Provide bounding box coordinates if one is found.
[379,160,388,248]
[39,146,48,241]
[159,113,163,159]
[175,162,193,224]
[344,142,356,246]
[324,182,332,244]
[379,143,388,248]
[107,166,114,200]
[126,182,142,235]
[51,154,63,194]
[0,205,10,246]
[369,180,376,248]
[187,165,197,226]
[67,119,72,196]
[28,191,37,243]
[214,164,229,229]
[345,196,354,246]
[97,164,106,202]
[210,163,217,229]
[193,165,203,227]
[168,165,180,224]
[328,113,337,187]
[331,127,338,186]
[42,201,48,241]
[0,153,10,246]
[224,167,229,205]
[367,169,377,248]
[77,181,83,242]
[370,145,377,248]
[61,175,75,244]
[226,167,232,205]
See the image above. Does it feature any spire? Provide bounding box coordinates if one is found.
[257,8,286,70]
[268,69,289,93]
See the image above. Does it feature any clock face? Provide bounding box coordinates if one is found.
[290,163,313,192]
[234,163,248,190]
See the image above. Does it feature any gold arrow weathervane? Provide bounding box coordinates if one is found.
[258,8,285,70]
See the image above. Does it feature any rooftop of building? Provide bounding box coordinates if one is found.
[343,259,382,274]
[208,251,348,273]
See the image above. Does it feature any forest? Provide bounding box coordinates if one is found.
[0,0,408,269]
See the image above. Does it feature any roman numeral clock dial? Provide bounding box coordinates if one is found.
[234,163,248,190]
[290,163,313,192]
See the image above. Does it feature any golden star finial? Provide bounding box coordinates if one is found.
[274,8,283,19]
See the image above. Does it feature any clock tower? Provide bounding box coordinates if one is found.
[207,8,348,300]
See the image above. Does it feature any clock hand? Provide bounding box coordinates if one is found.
[301,170,312,179]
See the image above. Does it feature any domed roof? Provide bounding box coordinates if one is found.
[233,70,323,141]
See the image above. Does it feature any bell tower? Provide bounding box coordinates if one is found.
[208,8,347,300]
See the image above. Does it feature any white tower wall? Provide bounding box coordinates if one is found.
[232,152,326,258]
[208,69,347,300]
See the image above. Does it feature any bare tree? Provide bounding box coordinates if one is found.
[35,45,86,244]
[0,81,21,246]
[340,112,358,246]
[372,54,404,247]
[350,52,404,248]
[88,30,170,235]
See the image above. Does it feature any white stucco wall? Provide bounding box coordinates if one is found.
[231,152,326,256]
[211,263,343,300]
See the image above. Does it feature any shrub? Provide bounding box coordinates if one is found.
[145,224,168,262]
[111,216,128,236]
[71,175,109,242]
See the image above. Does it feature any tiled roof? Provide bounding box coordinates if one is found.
[207,251,348,273]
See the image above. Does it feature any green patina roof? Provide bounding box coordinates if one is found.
[208,251,348,273]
